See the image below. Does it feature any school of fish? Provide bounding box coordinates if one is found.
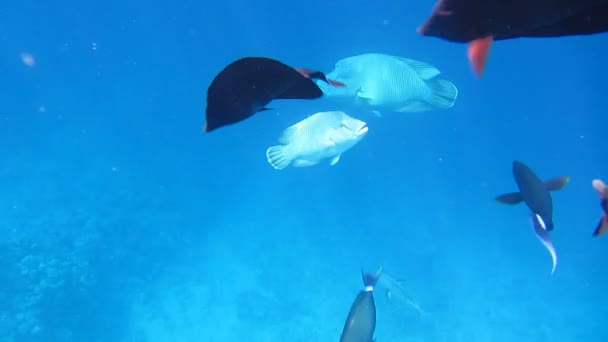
[200,1,608,339]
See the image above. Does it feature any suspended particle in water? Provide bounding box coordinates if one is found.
[20,52,35,67]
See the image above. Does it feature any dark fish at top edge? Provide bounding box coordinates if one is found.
[417,0,608,76]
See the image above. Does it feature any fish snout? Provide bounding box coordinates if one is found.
[356,122,368,136]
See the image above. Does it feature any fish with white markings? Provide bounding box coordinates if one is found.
[339,267,382,342]
[265,111,368,170]
[495,160,570,274]
[317,53,458,115]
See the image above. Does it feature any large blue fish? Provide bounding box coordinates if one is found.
[495,160,570,273]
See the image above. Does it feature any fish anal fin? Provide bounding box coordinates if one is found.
[293,159,318,167]
[395,101,435,112]
[467,36,493,77]
[495,192,523,205]
[544,176,570,191]
[592,215,608,237]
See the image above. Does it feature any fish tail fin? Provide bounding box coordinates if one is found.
[593,215,608,237]
[531,213,557,274]
[266,146,292,170]
[361,266,383,288]
[468,36,493,77]
[426,78,458,109]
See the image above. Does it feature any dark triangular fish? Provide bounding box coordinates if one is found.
[204,57,345,132]
[339,267,382,342]
[495,160,569,274]
[592,179,608,237]
[417,0,608,76]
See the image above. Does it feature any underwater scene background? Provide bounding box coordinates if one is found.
[1,0,607,341]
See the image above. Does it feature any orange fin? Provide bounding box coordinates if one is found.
[593,215,608,237]
[467,36,493,77]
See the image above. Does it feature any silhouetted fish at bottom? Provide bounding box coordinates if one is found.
[204,57,345,132]
[417,0,608,77]
[592,179,608,237]
[339,267,382,342]
[495,160,570,274]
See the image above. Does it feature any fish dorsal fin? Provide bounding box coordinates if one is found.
[394,57,441,80]
[277,123,301,144]
[544,176,570,191]
[495,192,524,205]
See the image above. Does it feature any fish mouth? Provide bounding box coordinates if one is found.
[357,124,368,135]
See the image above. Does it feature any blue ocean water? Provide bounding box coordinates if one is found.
[1,0,607,341]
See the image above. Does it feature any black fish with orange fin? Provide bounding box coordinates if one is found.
[417,0,608,77]
[592,179,608,237]
[496,160,570,231]
[204,57,345,132]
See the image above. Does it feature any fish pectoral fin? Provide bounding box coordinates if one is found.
[356,87,373,100]
[329,154,341,166]
[495,192,524,205]
[293,159,319,167]
[592,215,608,237]
[371,110,382,117]
[544,176,570,191]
